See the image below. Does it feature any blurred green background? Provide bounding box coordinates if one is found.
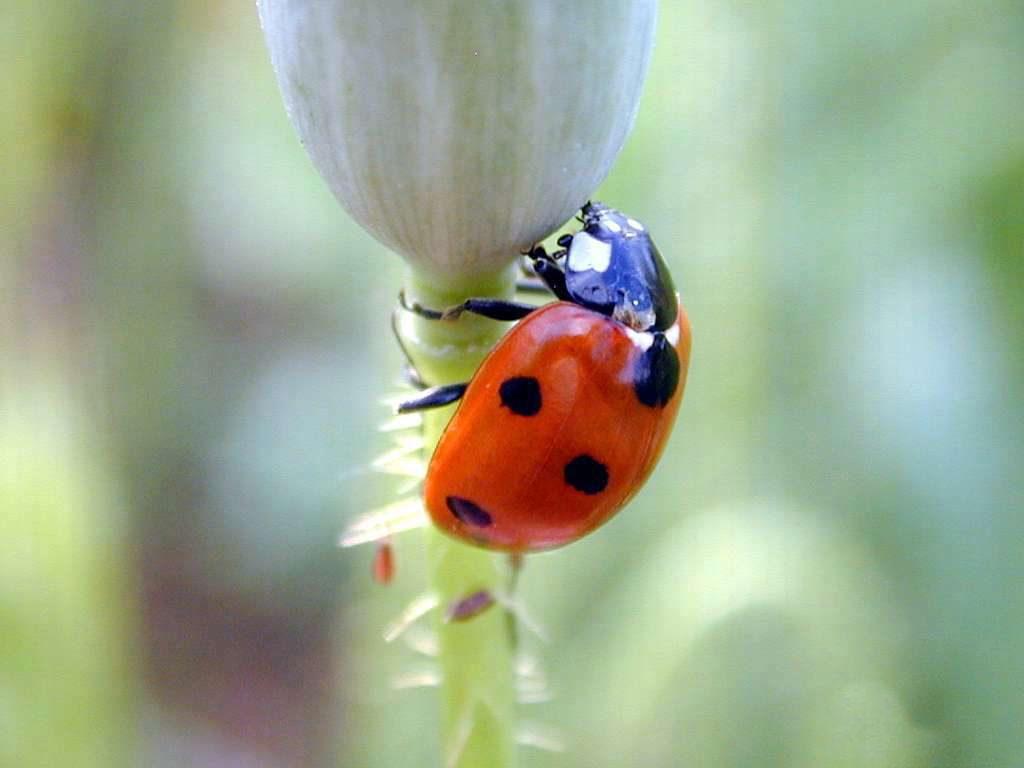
[3,1,1023,766]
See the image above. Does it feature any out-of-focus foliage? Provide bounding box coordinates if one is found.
[0,369,136,767]
[2,1,1022,766]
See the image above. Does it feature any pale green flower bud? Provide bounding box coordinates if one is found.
[259,0,656,285]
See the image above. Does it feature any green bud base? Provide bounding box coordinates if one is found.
[397,266,519,768]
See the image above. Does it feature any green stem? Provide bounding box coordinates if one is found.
[396,266,519,768]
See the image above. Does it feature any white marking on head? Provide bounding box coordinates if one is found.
[624,327,655,351]
[604,219,622,234]
[626,218,644,231]
[665,320,680,347]
[625,319,679,354]
[568,232,612,273]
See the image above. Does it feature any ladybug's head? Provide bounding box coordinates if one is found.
[563,202,678,332]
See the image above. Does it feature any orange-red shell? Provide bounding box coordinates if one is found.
[424,301,691,552]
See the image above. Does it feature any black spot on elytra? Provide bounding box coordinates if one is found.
[633,333,680,408]
[564,454,609,495]
[446,496,493,527]
[499,376,542,416]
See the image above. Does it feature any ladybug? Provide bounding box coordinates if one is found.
[397,201,691,553]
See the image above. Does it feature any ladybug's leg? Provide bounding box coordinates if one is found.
[516,252,542,283]
[397,292,446,320]
[515,252,558,296]
[396,382,468,413]
[443,298,537,322]
[525,244,571,301]
[400,291,538,323]
[532,258,570,301]
[391,307,429,390]
[401,363,428,390]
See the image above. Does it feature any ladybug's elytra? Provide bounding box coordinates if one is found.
[398,202,691,553]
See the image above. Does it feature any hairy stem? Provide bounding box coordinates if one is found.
[396,266,519,768]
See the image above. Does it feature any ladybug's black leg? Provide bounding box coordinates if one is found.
[399,290,538,322]
[515,249,560,296]
[533,259,570,301]
[396,382,468,413]
[443,298,538,322]
[525,245,571,302]
[391,307,429,389]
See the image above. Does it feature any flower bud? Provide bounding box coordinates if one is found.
[259,0,656,284]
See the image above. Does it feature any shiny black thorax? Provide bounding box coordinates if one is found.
[562,202,678,333]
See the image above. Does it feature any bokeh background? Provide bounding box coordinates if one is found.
[4,1,1023,766]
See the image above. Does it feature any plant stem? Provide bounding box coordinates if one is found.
[396,266,519,768]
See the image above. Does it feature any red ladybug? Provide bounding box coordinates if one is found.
[399,202,691,553]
